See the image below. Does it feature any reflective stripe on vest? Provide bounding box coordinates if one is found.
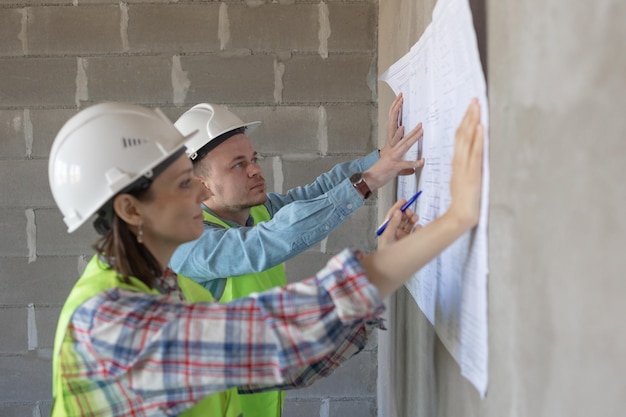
[203,205,286,417]
[51,255,242,417]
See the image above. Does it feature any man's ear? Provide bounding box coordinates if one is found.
[113,193,142,226]
[196,176,214,198]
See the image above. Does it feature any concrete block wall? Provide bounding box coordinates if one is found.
[0,1,379,416]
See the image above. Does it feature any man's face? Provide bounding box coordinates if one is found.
[200,133,267,212]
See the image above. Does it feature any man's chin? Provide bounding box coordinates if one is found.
[251,195,268,207]
[238,189,267,209]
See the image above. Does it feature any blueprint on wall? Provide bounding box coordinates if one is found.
[380,0,490,397]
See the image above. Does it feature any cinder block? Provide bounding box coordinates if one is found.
[155,106,189,128]
[27,5,122,54]
[0,160,53,207]
[85,56,173,104]
[326,104,375,154]
[14,0,72,4]
[0,256,84,305]
[0,208,28,257]
[164,105,321,154]
[0,307,27,352]
[0,58,76,106]
[289,349,377,397]
[36,305,61,349]
[282,54,374,103]
[181,55,275,104]
[240,106,321,154]
[282,398,320,417]
[0,8,23,56]
[36,208,99,256]
[0,355,51,402]
[128,4,220,53]
[331,398,376,417]
[30,108,79,159]
[284,251,330,284]
[227,4,318,51]
[326,204,377,252]
[82,0,171,3]
[327,3,376,52]
[0,110,25,159]
[281,156,355,191]
[40,402,53,417]
[0,404,44,417]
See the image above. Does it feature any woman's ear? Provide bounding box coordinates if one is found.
[113,193,142,226]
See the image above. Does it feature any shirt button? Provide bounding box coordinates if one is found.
[346,203,353,210]
[325,225,330,230]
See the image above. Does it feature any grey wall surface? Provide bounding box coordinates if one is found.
[0,1,380,416]
[378,0,626,416]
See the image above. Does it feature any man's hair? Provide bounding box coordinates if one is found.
[193,156,212,178]
[191,127,247,178]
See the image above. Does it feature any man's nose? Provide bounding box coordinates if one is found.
[248,162,262,177]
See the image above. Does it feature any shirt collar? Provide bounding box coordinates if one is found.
[153,267,181,296]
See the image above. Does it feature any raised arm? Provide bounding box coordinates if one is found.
[267,94,423,208]
[170,181,365,281]
[364,99,484,298]
[264,150,379,211]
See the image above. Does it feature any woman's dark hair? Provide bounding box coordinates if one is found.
[90,147,186,288]
[92,186,162,289]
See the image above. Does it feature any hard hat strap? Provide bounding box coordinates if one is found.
[192,127,246,163]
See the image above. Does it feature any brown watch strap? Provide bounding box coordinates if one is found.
[350,172,372,199]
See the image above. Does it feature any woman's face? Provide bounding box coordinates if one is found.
[137,153,209,251]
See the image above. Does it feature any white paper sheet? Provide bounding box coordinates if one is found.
[379,0,490,397]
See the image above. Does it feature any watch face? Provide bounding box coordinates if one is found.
[350,173,362,183]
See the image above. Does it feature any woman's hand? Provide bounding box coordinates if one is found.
[447,98,484,229]
[378,198,420,249]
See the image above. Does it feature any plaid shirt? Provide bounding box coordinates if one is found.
[60,248,384,416]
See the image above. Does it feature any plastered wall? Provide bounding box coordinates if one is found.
[0,1,381,416]
[377,0,626,416]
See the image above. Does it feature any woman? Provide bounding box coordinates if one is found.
[49,100,483,416]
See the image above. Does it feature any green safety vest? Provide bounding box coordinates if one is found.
[203,205,287,417]
[51,255,242,417]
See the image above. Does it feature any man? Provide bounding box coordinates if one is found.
[170,95,423,417]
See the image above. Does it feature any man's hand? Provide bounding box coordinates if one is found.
[365,93,425,190]
[380,93,404,159]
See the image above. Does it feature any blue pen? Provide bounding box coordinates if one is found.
[375,190,422,237]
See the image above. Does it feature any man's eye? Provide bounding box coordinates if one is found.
[181,179,191,188]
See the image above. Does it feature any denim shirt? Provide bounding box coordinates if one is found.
[169,150,379,290]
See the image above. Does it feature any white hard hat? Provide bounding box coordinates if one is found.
[49,102,191,233]
[174,103,261,161]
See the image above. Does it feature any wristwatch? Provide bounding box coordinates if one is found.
[350,172,372,200]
